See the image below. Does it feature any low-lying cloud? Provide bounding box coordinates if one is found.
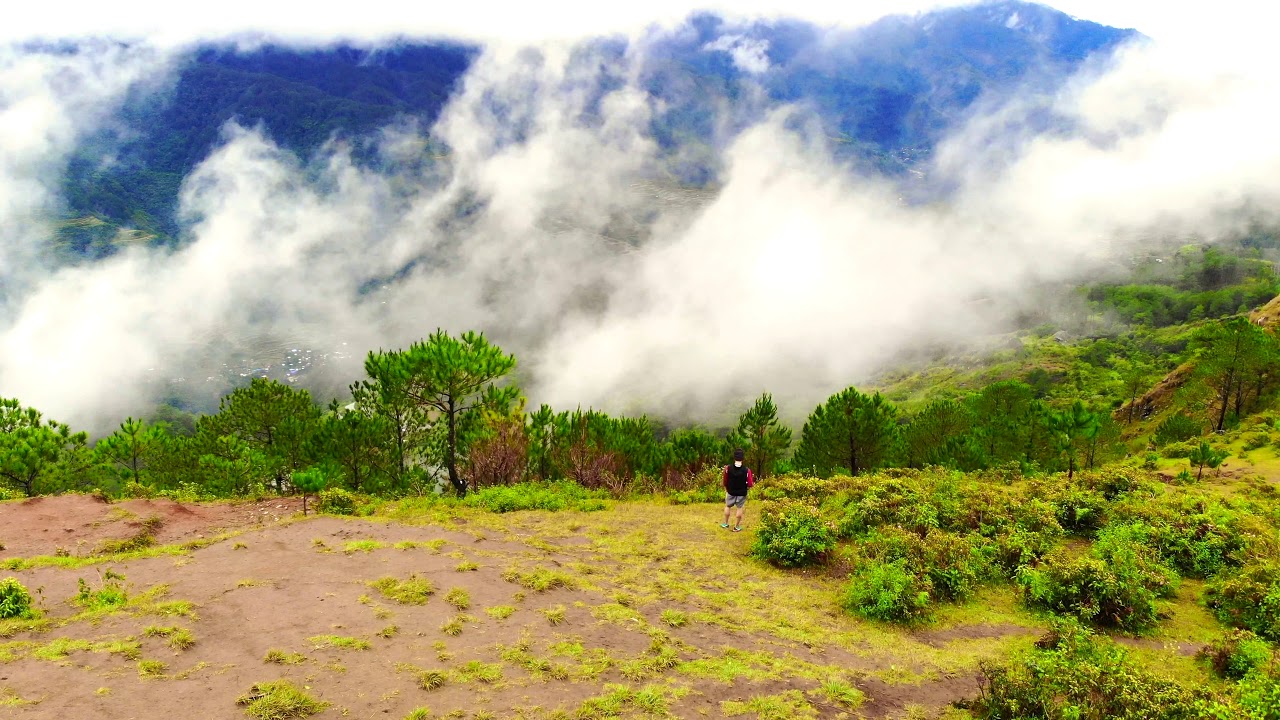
[2,14,1280,432]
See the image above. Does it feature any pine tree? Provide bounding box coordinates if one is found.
[794,387,899,477]
[93,417,167,488]
[903,398,975,469]
[393,330,518,497]
[202,378,321,493]
[725,393,792,478]
[0,399,88,497]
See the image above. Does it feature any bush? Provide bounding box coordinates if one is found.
[1075,466,1147,500]
[1017,539,1176,633]
[1161,440,1198,459]
[1237,665,1280,719]
[1109,496,1250,578]
[963,620,1226,719]
[461,481,607,513]
[750,499,835,567]
[1197,630,1274,680]
[0,577,36,620]
[992,528,1061,575]
[1204,561,1280,641]
[754,474,842,502]
[1155,413,1203,446]
[1049,485,1108,536]
[841,558,932,624]
[316,488,357,515]
[825,472,945,538]
[1245,433,1272,451]
[860,527,992,603]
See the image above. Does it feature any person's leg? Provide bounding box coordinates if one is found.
[735,505,745,529]
[721,498,731,528]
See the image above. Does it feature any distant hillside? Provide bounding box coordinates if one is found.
[55,0,1138,250]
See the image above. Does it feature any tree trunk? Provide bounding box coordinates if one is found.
[850,438,860,476]
[447,396,464,497]
[1216,376,1233,432]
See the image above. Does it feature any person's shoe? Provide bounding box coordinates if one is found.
[732,526,742,532]
[720,523,730,529]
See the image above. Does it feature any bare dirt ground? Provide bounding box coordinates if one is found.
[0,496,1032,720]
[0,495,305,561]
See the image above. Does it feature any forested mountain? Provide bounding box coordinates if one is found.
[56,0,1136,252]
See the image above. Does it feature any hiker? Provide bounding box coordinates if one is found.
[721,448,754,532]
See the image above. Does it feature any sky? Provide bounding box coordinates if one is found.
[0,0,1273,51]
[2,0,1279,430]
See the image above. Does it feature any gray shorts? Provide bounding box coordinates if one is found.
[725,493,747,508]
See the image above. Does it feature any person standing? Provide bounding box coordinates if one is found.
[721,448,754,532]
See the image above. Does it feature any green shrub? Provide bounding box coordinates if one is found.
[826,474,943,538]
[861,527,992,603]
[1237,665,1280,719]
[1204,561,1280,641]
[1155,413,1203,446]
[992,527,1062,575]
[1108,496,1249,578]
[316,488,356,515]
[74,572,128,612]
[750,499,835,567]
[0,578,36,620]
[841,558,932,624]
[1017,540,1176,633]
[1161,440,1198,459]
[1197,630,1274,680]
[1075,466,1148,500]
[461,481,607,513]
[754,474,842,502]
[1049,485,1108,536]
[962,620,1225,719]
[1245,433,1272,451]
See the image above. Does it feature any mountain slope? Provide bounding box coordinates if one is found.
[55,1,1138,248]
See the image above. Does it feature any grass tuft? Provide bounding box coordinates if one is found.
[236,680,327,720]
[263,649,306,664]
[137,659,167,678]
[543,605,567,626]
[369,575,434,605]
[660,609,688,628]
[417,669,447,691]
[342,540,385,554]
[485,605,516,620]
[306,635,371,651]
[501,566,576,592]
[444,588,470,610]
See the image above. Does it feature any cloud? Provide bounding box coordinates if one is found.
[2,7,1280,432]
[704,34,771,74]
[0,42,168,307]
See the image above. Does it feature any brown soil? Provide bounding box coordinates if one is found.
[0,496,989,719]
[0,494,305,560]
[1250,293,1280,330]
[910,622,1037,648]
[857,673,982,718]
